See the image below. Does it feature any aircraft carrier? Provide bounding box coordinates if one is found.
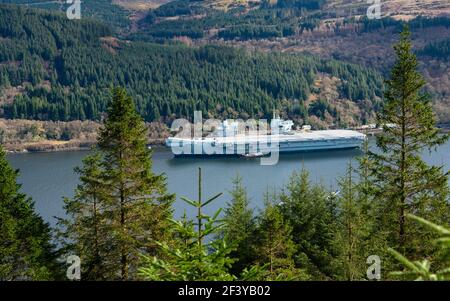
[166,118,367,156]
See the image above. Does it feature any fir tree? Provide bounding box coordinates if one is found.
[57,152,113,280]
[60,87,175,280]
[354,135,388,277]
[335,162,371,280]
[370,26,449,258]
[0,145,59,280]
[97,87,175,280]
[253,199,308,280]
[221,175,256,275]
[139,167,235,281]
[279,168,339,280]
[388,214,450,281]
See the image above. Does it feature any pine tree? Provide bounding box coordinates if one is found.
[253,199,308,280]
[335,162,371,280]
[98,87,174,280]
[355,135,375,212]
[354,136,388,276]
[0,145,59,280]
[388,214,450,281]
[57,152,113,280]
[370,26,449,258]
[279,168,339,279]
[59,87,174,280]
[139,167,235,281]
[221,175,256,275]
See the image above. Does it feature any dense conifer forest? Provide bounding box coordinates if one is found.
[420,38,450,59]
[0,4,384,124]
[135,0,450,42]
[0,0,131,30]
[135,0,331,41]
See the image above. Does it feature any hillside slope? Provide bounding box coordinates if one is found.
[2,1,449,124]
[327,0,450,19]
[114,0,173,10]
[0,4,386,128]
[134,0,450,122]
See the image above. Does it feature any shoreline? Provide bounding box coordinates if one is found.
[0,118,170,154]
[4,139,167,154]
[4,125,449,154]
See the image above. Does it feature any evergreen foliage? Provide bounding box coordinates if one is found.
[1,10,449,282]
[221,175,256,275]
[57,152,114,280]
[60,87,174,280]
[0,0,130,31]
[0,145,59,280]
[420,38,450,59]
[278,169,339,280]
[253,198,308,280]
[369,26,449,263]
[335,162,372,280]
[389,214,450,281]
[139,167,235,281]
[0,5,384,123]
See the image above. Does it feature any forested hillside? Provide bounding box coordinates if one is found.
[0,0,131,31]
[2,1,449,125]
[129,1,450,122]
[134,0,450,42]
[420,38,450,59]
[135,0,328,41]
[0,4,384,127]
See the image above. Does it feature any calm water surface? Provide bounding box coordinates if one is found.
[7,139,450,226]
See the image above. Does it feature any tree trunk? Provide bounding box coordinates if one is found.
[399,90,407,251]
[120,187,128,280]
